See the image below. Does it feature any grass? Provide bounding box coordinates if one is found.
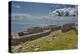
[14,29,78,52]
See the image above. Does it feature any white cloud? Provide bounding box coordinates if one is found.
[16,5,21,8]
[11,13,31,16]
[11,13,51,20]
[11,7,77,21]
[12,5,21,9]
[49,7,78,16]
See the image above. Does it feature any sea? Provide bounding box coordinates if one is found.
[11,16,78,32]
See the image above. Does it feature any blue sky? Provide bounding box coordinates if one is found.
[11,1,76,16]
[10,1,78,32]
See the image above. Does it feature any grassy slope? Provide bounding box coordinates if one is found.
[15,30,78,52]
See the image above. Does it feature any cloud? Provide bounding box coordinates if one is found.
[11,13,31,16]
[49,7,78,16]
[11,13,51,20]
[16,5,21,8]
[11,7,77,21]
[12,5,21,9]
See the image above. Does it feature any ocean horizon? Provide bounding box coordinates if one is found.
[11,15,77,32]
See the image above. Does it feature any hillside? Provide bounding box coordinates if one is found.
[12,29,78,52]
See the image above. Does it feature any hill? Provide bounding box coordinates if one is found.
[12,29,77,52]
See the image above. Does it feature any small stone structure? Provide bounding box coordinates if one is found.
[11,30,51,45]
[18,27,43,36]
[61,23,76,32]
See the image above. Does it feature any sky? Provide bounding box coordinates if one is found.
[11,1,77,16]
[10,1,78,32]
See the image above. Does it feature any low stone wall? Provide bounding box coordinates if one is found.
[11,30,51,45]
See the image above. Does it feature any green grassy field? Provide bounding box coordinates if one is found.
[14,30,78,52]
